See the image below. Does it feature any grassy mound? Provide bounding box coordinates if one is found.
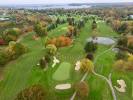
[52,62,71,81]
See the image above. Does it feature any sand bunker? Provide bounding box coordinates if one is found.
[55,83,71,90]
[114,79,126,93]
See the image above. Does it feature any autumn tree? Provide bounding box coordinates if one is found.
[2,28,21,43]
[6,41,27,59]
[15,85,47,100]
[112,20,121,31]
[34,22,47,37]
[75,81,89,98]
[45,44,57,56]
[34,21,47,47]
[80,58,94,72]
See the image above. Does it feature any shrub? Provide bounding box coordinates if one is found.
[15,85,47,100]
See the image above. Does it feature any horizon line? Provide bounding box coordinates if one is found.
[0,2,133,6]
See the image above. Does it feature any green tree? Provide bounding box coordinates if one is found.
[84,41,97,53]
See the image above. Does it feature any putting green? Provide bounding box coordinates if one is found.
[52,62,71,81]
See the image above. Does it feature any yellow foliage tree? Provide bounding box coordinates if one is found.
[80,58,94,72]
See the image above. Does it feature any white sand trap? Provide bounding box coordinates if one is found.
[52,56,60,68]
[55,83,71,90]
[114,79,126,93]
[75,61,81,71]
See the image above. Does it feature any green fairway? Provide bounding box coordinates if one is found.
[52,62,71,81]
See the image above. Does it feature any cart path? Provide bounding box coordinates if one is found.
[70,44,116,100]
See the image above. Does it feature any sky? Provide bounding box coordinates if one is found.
[0,0,133,5]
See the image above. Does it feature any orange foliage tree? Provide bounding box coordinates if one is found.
[47,35,72,47]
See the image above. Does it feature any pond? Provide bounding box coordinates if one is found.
[0,17,10,21]
[87,37,115,45]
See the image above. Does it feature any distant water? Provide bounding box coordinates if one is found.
[35,5,91,9]
[4,4,91,10]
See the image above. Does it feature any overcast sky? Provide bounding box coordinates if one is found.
[0,0,133,5]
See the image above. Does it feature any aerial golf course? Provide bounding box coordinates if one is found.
[0,15,132,100]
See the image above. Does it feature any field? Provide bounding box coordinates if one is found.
[0,17,132,100]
